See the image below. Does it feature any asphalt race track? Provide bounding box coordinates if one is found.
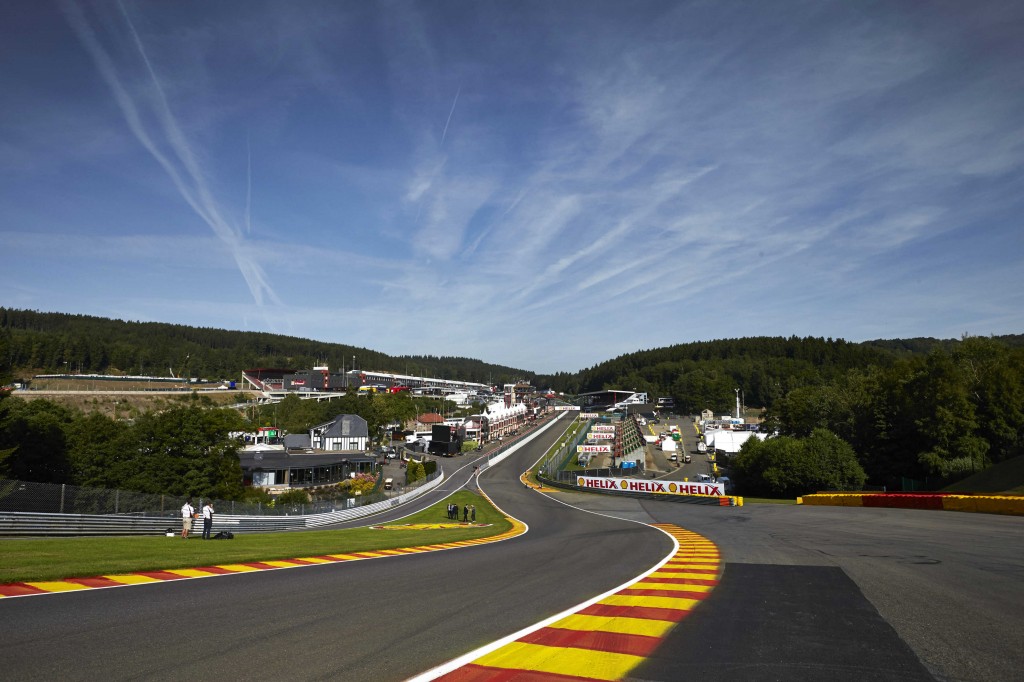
[554,491,1024,681]
[2,416,1022,681]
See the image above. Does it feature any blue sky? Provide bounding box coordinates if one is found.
[2,1,1022,374]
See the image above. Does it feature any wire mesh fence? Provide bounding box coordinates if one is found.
[0,476,420,518]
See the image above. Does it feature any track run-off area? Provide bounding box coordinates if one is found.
[1,414,1021,681]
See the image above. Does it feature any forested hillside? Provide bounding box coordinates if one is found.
[0,308,533,386]
[535,335,1023,491]
[2,309,1021,496]
[538,334,1024,415]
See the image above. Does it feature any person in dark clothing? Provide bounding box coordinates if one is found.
[201,501,214,539]
[462,504,469,522]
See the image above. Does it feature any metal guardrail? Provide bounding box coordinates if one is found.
[0,512,305,537]
[0,471,445,537]
[0,478,367,517]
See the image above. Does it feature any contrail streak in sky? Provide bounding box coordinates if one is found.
[60,0,281,308]
[440,86,461,146]
[245,134,252,234]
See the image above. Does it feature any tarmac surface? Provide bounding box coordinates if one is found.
[2,410,1022,681]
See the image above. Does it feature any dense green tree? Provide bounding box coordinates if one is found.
[732,429,866,498]
[240,486,273,505]
[120,406,246,499]
[953,337,1024,464]
[262,394,328,434]
[276,488,310,505]
[0,398,74,483]
[770,372,868,443]
[65,412,131,488]
[406,459,425,485]
[908,352,988,477]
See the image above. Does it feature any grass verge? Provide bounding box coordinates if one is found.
[0,491,511,584]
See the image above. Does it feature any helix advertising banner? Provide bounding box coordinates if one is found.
[587,432,616,440]
[590,425,616,432]
[577,475,725,497]
[577,444,612,453]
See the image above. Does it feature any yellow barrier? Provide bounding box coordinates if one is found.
[799,493,1023,516]
[941,496,978,513]
[800,494,862,507]
[971,496,1024,516]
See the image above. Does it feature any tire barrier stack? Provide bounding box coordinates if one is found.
[798,492,1024,516]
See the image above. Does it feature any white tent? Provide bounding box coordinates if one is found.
[705,429,765,454]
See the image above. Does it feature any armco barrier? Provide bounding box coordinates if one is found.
[0,511,305,537]
[0,472,445,537]
[798,492,1024,516]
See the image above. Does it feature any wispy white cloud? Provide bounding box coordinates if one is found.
[59,0,282,309]
[3,1,1020,373]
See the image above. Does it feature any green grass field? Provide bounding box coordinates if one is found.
[942,455,1024,495]
[0,491,511,584]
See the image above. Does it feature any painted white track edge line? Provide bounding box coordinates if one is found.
[406,506,680,681]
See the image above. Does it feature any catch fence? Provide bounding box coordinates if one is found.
[0,472,423,519]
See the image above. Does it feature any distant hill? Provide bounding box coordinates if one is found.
[0,308,534,386]
[863,335,1024,355]
[536,334,1023,414]
[3,308,1019,412]
[943,456,1024,496]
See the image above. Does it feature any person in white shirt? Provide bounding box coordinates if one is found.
[201,501,214,540]
[180,499,195,539]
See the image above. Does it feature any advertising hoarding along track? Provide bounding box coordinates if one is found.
[577,476,725,497]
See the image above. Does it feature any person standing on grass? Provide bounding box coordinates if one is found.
[181,499,195,539]
[202,500,214,540]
